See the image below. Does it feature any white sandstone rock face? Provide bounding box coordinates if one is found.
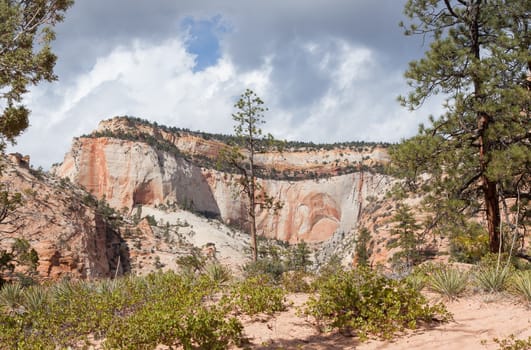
[55,118,393,243]
[58,137,220,215]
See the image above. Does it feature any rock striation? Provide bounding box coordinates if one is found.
[54,117,394,243]
[0,154,129,280]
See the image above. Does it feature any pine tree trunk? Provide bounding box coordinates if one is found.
[248,107,258,262]
[478,115,502,253]
[470,3,502,253]
[478,116,502,253]
[250,206,258,262]
[484,178,502,253]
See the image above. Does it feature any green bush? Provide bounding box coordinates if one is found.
[314,254,344,287]
[427,265,469,299]
[242,258,285,281]
[494,335,531,350]
[204,263,232,287]
[281,270,313,293]
[0,271,243,349]
[477,253,518,271]
[176,247,207,274]
[404,271,427,291]
[449,222,489,263]
[104,286,242,349]
[304,267,449,341]
[230,275,287,315]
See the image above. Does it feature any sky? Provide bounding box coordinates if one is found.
[10,0,445,169]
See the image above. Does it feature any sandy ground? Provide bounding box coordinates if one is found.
[235,293,531,350]
[127,207,530,349]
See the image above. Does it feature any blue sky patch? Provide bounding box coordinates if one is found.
[181,15,228,72]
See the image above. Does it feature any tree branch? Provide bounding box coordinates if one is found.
[516,252,531,262]
[444,0,460,19]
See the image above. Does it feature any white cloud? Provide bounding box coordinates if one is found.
[11,37,276,167]
[10,28,441,168]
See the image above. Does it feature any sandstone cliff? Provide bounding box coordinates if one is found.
[54,117,394,244]
[0,154,129,280]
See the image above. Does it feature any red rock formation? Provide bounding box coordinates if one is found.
[0,156,129,280]
[54,117,394,243]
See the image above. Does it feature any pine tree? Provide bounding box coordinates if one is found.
[219,89,282,261]
[0,0,73,149]
[288,241,312,271]
[0,0,72,283]
[391,0,530,255]
[355,227,372,267]
[389,204,423,267]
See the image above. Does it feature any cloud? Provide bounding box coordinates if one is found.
[12,37,271,167]
[8,1,445,168]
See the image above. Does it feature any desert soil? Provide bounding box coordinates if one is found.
[234,293,531,350]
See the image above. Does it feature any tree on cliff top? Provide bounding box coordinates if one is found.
[219,89,282,262]
[390,0,530,256]
[0,0,73,149]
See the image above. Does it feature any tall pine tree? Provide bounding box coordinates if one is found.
[1,0,72,284]
[219,89,282,261]
[390,1,530,255]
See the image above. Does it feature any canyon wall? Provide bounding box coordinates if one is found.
[55,117,393,243]
[0,154,129,280]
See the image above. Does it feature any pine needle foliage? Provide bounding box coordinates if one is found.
[0,0,73,148]
[391,0,530,255]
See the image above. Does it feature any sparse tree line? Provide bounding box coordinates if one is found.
[101,115,388,152]
[83,117,388,180]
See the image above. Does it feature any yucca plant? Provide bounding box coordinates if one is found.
[510,270,531,303]
[427,266,469,300]
[205,263,232,287]
[22,285,49,314]
[49,279,77,305]
[0,283,24,315]
[95,278,121,295]
[405,273,427,291]
[474,266,511,293]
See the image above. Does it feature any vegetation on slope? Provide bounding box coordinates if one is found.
[0,260,453,349]
[81,115,388,179]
